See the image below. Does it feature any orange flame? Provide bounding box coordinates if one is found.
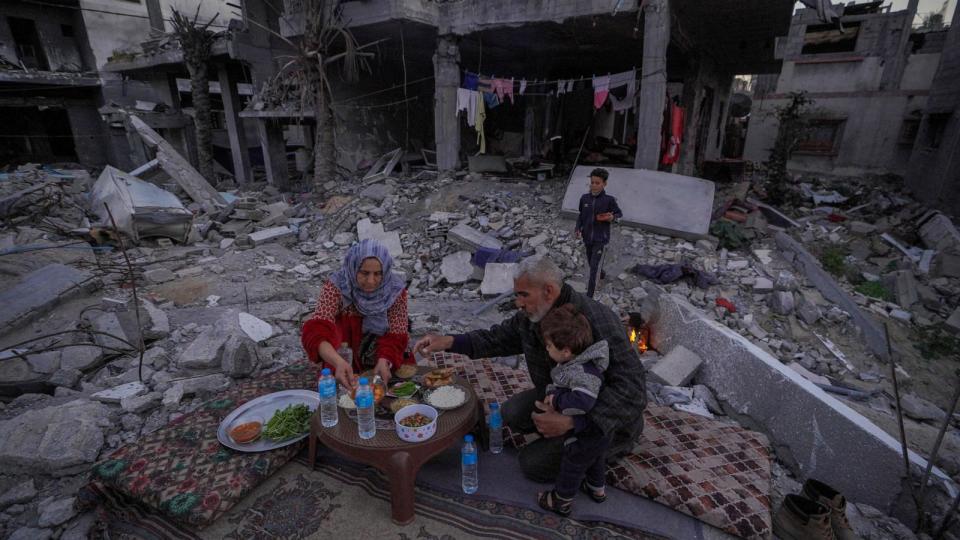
[629,328,649,353]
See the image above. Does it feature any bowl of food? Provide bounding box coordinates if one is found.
[228,414,264,444]
[394,404,438,443]
[395,364,417,379]
[388,380,419,399]
[422,368,454,388]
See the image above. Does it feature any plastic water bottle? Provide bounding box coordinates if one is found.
[319,368,338,428]
[337,342,353,365]
[461,434,479,494]
[488,402,503,454]
[356,377,376,440]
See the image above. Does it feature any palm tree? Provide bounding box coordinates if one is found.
[242,0,375,188]
[170,7,221,182]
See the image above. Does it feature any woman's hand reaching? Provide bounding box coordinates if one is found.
[375,358,392,386]
[335,361,358,392]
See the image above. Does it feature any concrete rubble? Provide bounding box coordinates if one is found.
[0,156,958,539]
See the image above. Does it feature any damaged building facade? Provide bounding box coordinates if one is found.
[255,0,795,181]
[744,1,959,211]
[0,0,106,168]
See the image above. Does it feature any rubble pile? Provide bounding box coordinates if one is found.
[1,149,958,538]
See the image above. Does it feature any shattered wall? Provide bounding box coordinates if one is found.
[742,6,945,177]
[0,3,95,72]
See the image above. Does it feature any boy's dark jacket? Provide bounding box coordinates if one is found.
[576,190,623,245]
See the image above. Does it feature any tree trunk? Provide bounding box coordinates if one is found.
[188,62,215,181]
[312,84,336,188]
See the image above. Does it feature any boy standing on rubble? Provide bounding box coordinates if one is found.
[575,168,622,298]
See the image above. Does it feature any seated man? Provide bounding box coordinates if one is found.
[414,256,646,482]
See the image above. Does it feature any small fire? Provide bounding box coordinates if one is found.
[629,328,649,353]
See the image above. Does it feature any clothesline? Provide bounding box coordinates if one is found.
[461,69,638,87]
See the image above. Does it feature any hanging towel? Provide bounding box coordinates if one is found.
[476,90,487,154]
[566,80,575,93]
[557,80,566,96]
[519,79,527,95]
[661,102,685,166]
[499,78,514,104]
[463,72,479,90]
[592,75,610,109]
[457,88,478,127]
[482,90,500,109]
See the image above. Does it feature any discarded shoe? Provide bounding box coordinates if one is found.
[773,494,835,540]
[801,479,860,540]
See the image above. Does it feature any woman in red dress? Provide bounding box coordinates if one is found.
[301,239,412,390]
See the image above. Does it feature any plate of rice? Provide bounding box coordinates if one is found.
[423,384,468,410]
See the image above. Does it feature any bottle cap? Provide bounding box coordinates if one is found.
[489,402,499,409]
[358,377,369,385]
[464,434,474,442]
[321,368,331,376]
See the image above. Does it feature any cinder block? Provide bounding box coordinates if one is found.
[648,345,703,387]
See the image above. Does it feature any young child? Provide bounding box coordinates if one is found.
[536,303,611,517]
[575,168,622,298]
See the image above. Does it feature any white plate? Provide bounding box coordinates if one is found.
[217,390,318,453]
[422,384,469,410]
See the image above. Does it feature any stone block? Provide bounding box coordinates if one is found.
[0,357,38,384]
[0,399,110,476]
[92,381,147,404]
[144,267,175,284]
[848,221,877,235]
[946,307,960,334]
[249,226,294,246]
[648,345,703,387]
[561,166,715,239]
[441,251,474,284]
[162,383,184,407]
[48,368,82,389]
[768,291,796,315]
[221,334,258,377]
[918,212,960,251]
[120,392,162,414]
[26,352,60,374]
[0,479,36,509]
[59,345,103,372]
[796,296,822,325]
[479,263,517,295]
[883,270,919,308]
[448,223,502,252]
[38,497,77,527]
[140,299,170,340]
[900,393,946,422]
[180,374,230,396]
[238,312,273,342]
[91,312,134,352]
[753,277,774,292]
[0,264,99,331]
[178,326,230,369]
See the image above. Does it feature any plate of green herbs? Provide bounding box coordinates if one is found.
[217,390,318,452]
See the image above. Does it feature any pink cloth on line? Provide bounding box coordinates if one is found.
[493,78,514,104]
[593,75,610,109]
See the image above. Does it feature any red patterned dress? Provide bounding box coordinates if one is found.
[301,280,412,373]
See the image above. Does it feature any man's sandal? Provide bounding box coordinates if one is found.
[580,480,607,503]
[537,489,573,517]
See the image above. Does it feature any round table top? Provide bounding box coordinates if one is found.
[313,368,479,451]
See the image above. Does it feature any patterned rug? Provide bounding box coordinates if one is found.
[427,353,774,539]
[81,362,321,529]
[86,452,664,540]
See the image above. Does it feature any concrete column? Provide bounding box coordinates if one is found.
[218,66,252,184]
[256,118,288,189]
[634,0,670,170]
[432,34,460,171]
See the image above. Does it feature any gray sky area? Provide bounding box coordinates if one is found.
[796,0,955,24]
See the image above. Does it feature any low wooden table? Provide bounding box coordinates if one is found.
[308,370,482,524]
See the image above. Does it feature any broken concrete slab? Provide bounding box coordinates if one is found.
[768,291,796,315]
[0,399,110,476]
[238,312,273,343]
[26,352,60,375]
[248,226,294,246]
[144,267,175,284]
[140,299,170,340]
[775,232,889,360]
[441,251,474,284]
[0,264,99,332]
[178,326,229,370]
[91,381,147,404]
[561,166,716,239]
[129,116,226,208]
[59,345,103,372]
[479,262,517,295]
[918,211,960,252]
[0,479,37,509]
[643,287,952,519]
[648,344,703,387]
[0,357,41,385]
[946,307,960,334]
[180,374,230,396]
[796,296,823,325]
[162,383,184,407]
[900,393,946,423]
[37,496,77,527]
[48,368,82,389]
[883,270,919,308]
[91,312,135,353]
[221,334,258,377]
[120,391,162,414]
[356,218,403,257]
[448,223,502,252]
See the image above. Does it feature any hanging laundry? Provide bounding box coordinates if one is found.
[457,88,478,127]
[609,69,636,95]
[557,80,566,96]
[476,90,487,154]
[463,72,479,91]
[566,80,575,93]
[482,90,500,109]
[477,77,494,94]
[592,75,610,110]
[496,78,514,104]
[519,79,527,95]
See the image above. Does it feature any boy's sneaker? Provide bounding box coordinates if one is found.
[773,494,835,540]
[801,479,860,540]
